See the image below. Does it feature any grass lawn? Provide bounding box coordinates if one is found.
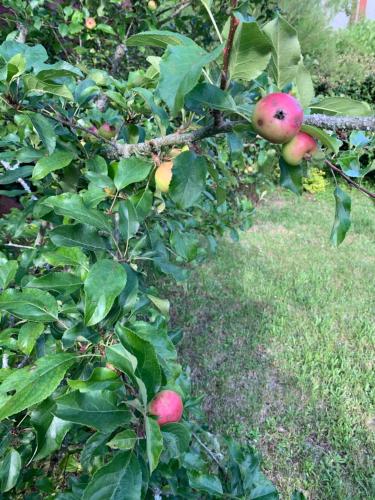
[169,188,375,499]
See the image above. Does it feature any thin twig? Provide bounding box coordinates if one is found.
[4,243,35,250]
[192,432,225,472]
[157,1,191,18]
[220,0,239,90]
[325,160,375,199]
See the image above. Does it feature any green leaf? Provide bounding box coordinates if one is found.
[26,272,82,294]
[161,423,191,459]
[127,30,196,49]
[145,416,163,473]
[67,367,122,392]
[187,83,237,112]
[30,398,72,461]
[82,451,142,500]
[170,151,208,209]
[130,189,153,222]
[54,390,130,433]
[300,125,340,153]
[0,42,47,69]
[114,157,152,191]
[310,97,372,116]
[27,113,56,155]
[36,62,82,81]
[24,74,73,100]
[44,194,111,231]
[133,87,169,135]
[49,224,108,251]
[228,439,278,498]
[106,343,138,376]
[330,187,351,246]
[147,294,170,316]
[7,53,26,82]
[295,62,314,108]
[107,429,137,451]
[0,166,33,185]
[0,448,21,493]
[158,44,223,116]
[337,152,362,178]
[188,471,223,495]
[84,260,127,326]
[0,260,18,290]
[279,158,302,195]
[106,343,148,406]
[118,199,139,240]
[0,289,58,322]
[17,322,44,355]
[96,23,116,35]
[32,150,74,180]
[42,247,89,271]
[0,353,76,421]
[131,321,176,362]
[229,20,272,82]
[81,432,112,471]
[115,325,161,400]
[263,15,301,89]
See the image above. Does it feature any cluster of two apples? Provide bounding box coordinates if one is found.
[252,93,318,165]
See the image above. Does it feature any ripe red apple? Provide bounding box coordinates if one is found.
[98,123,116,140]
[85,17,96,30]
[282,132,318,166]
[252,93,303,144]
[149,390,183,426]
[155,161,173,192]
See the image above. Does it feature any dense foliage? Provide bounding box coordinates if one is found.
[0,1,373,498]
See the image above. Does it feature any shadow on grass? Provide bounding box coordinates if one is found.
[169,242,301,436]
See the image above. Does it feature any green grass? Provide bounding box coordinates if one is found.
[169,188,375,499]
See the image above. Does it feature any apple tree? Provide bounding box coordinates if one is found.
[0,0,374,498]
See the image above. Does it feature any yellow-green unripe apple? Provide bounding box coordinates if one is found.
[282,132,318,166]
[252,93,303,144]
[148,0,157,11]
[155,161,173,192]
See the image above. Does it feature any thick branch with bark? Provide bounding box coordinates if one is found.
[113,113,375,157]
[304,113,375,131]
[114,121,236,157]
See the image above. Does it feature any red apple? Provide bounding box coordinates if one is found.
[85,17,96,30]
[98,123,116,140]
[149,390,183,426]
[282,132,318,166]
[252,93,303,144]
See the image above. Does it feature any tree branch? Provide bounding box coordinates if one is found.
[114,120,237,157]
[304,113,375,131]
[325,159,375,199]
[157,1,191,19]
[220,0,239,90]
[113,112,375,158]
